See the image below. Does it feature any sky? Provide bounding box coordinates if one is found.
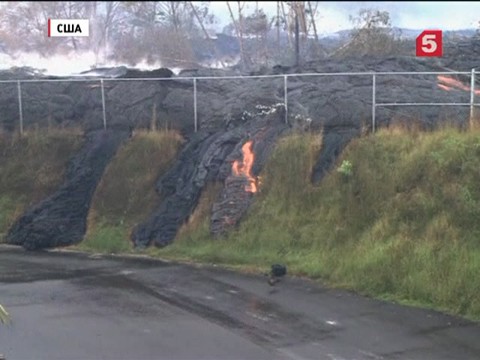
[209,1,480,34]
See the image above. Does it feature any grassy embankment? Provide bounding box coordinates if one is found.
[2,126,480,320]
[85,125,480,320]
[158,126,480,321]
[79,130,183,253]
[0,129,83,239]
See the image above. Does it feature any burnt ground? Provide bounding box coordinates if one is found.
[2,38,480,249]
[0,245,479,360]
[5,130,130,250]
[132,107,290,248]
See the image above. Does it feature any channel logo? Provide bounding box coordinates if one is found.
[416,30,443,57]
[48,19,89,37]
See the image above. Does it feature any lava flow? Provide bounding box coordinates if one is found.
[232,140,258,193]
[437,75,480,95]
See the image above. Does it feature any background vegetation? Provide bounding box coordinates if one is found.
[0,2,414,68]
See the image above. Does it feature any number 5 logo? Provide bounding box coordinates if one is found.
[416,30,443,57]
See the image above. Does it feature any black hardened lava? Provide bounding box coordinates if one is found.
[4,38,480,249]
[132,107,289,247]
[6,129,129,250]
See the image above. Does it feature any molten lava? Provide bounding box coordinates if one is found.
[232,140,258,193]
[437,75,480,95]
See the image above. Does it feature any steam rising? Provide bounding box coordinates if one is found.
[0,51,180,76]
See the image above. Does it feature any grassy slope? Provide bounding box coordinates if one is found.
[2,127,480,320]
[0,129,83,239]
[79,130,183,253]
[154,128,480,320]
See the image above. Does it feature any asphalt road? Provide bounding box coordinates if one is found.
[1,245,479,360]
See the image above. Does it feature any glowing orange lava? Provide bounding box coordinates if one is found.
[437,75,480,95]
[232,140,257,193]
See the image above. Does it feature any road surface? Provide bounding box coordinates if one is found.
[1,245,479,360]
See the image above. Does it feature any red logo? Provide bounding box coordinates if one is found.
[416,30,443,57]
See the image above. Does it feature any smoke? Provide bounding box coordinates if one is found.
[0,51,183,76]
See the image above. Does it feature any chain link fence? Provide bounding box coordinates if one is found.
[0,69,477,134]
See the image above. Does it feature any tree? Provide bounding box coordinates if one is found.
[90,2,125,64]
[0,2,94,55]
[306,1,323,57]
[226,1,251,68]
[244,8,269,36]
[286,2,307,57]
[0,1,216,67]
[272,2,326,65]
[114,1,215,67]
[243,8,272,64]
[331,8,401,58]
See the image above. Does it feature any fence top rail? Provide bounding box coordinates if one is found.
[377,102,479,107]
[0,70,473,84]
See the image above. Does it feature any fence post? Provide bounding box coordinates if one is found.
[193,78,198,132]
[17,81,24,135]
[470,68,476,129]
[372,73,376,133]
[284,75,288,124]
[100,79,107,130]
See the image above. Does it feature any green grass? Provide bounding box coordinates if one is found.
[0,128,83,239]
[80,222,132,254]
[153,128,480,320]
[4,125,480,321]
[78,129,183,253]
